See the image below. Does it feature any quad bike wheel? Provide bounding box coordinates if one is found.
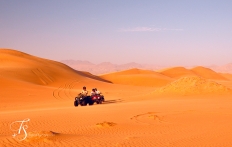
[74,100,79,107]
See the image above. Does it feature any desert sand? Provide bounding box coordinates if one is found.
[1,49,232,147]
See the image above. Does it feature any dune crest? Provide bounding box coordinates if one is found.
[104,68,158,75]
[220,73,232,81]
[100,68,173,87]
[158,67,196,78]
[155,76,232,95]
[191,66,228,80]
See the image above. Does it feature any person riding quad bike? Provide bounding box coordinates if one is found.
[94,88,105,102]
[79,86,88,97]
[89,88,104,104]
[74,86,90,106]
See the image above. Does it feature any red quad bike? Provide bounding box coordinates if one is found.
[90,94,105,105]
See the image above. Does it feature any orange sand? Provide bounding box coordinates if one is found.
[1,49,232,147]
[100,68,173,87]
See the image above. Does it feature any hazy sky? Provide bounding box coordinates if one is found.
[0,0,232,66]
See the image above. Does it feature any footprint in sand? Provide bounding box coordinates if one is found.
[148,114,161,121]
[131,111,197,125]
[96,121,117,127]
[131,112,166,125]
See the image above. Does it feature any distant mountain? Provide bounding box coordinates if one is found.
[61,60,165,75]
[208,63,232,73]
[61,60,232,75]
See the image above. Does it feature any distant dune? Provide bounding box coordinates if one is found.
[157,67,196,78]
[157,66,228,81]
[100,68,173,87]
[61,60,165,75]
[61,60,232,75]
[191,66,228,80]
[220,73,232,81]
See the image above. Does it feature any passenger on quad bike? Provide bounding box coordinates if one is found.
[94,88,105,102]
[91,88,96,96]
[90,88,103,104]
[95,88,101,94]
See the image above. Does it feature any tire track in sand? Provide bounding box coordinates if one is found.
[53,80,80,100]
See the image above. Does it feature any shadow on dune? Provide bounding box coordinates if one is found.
[102,99,123,104]
[74,70,112,83]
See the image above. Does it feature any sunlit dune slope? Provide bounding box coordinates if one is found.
[191,66,228,80]
[155,76,232,95]
[157,66,228,81]
[100,68,173,87]
[157,67,197,78]
[0,49,109,86]
[220,73,232,81]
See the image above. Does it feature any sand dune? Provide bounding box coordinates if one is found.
[100,68,173,87]
[157,66,228,81]
[0,49,109,86]
[0,49,114,106]
[1,49,232,146]
[158,67,197,78]
[155,76,232,95]
[220,73,232,81]
[191,66,228,80]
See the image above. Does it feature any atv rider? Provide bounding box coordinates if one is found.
[95,88,101,95]
[78,86,88,98]
[95,88,104,101]
[91,88,96,96]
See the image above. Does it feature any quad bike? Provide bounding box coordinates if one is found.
[74,95,90,106]
[74,94,105,107]
[90,94,105,104]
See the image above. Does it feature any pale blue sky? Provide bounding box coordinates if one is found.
[0,0,232,66]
